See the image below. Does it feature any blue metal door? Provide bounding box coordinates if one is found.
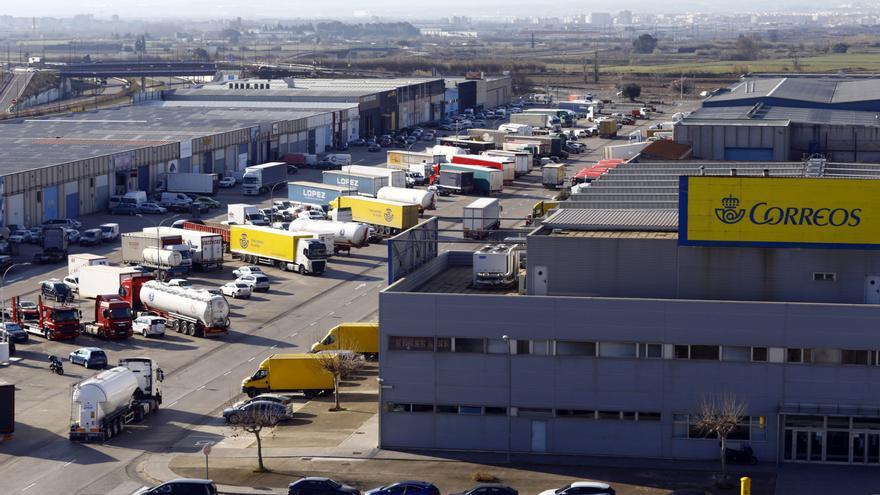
[65,192,79,219]
[43,185,59,221]
[724,147,774,161]
[138,165,150,191]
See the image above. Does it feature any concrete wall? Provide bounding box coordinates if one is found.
[790,123,880,162]
[674,123,790,161]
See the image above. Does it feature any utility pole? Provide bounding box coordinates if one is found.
[593,50,599,83]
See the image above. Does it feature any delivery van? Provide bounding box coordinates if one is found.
[310,322,379,359]
[241,354,334,398]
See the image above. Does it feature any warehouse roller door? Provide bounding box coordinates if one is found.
[138,165,150,191]
[5,193,23,226]
[95,174,109,210]
[42,185,59,221]
[64,181,79,219]
[724,147,774,161]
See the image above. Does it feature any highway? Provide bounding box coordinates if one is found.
[0,70,34,113]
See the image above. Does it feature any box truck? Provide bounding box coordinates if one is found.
[77,265,151,299]
[328,196,420,236]
[438,170,475,194]
[386,151,444,177]
[463,198,502,239]
[340,165,406,188]
[69,358,163,442]
[241,354,334,398]
[288,181,357,209]
[542,163,566,189]
[510,113,552,128]
[483,150,530,177]
[68,254,109,276]
[143,227,223,270]
[227,203,267,226]
[164,173,219,195]
[451,154,515,184]
[242,162,288,195]
[120,232,192,280]
[322,170,388,197]
[230,225,328,275]
[438,163,503,195]
[310,322,379,359]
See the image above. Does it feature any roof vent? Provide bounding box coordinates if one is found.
[730,169,737,177]
[763,169,770,177]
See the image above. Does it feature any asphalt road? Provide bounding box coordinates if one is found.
[0,107,680,494]
[0,71,34,112]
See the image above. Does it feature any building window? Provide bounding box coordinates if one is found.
[515,340,531,355]
[843,349,869,366]
[435,405,457,414]
[389,336,434,351]
[674,345,690,359]
[556,340,597,356]
[454,338,485,353]
[556,409,595,418]
[690,345,720,360]
[436,337,452,352]
[621,411,636,421]
[813,272,836,282]
[751,347,768,362]
[599,342,637,358]
[487,339,508,354]
[532,340,549,355]
[638,412,661,422]
[673,414,689,438]
[484,406,507,416]
[722,346,751,362]
[638,343,662,359]
[597,410,621,420]
[459,406,482,415]
[518,407,553,417]
[786,347,813,364]
[411,404,433,413]
[386,403,409,412]
[813,348,841,365]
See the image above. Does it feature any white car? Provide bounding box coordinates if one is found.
[538,482,615,495]
[63,275,79,294]
[133,315,166,337]
[297,209,326,220]
[219,176,237,188]
[220,282,252,299]
[232,265,263,278]
[8,229,30,243]
[236,274,270,292]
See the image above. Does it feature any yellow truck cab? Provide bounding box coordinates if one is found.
[241,354,333,398]
[310,322,379,359]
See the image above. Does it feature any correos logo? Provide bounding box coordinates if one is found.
[714,194,862,227]
[239,233,249,248]
[383,208,394,222]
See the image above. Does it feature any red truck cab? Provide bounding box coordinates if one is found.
[13,296,80,340]
[91,295,133,339]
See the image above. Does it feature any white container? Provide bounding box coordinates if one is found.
[376,186,435,210]
[68,253,109,276]
[78,265,145,299]
[340,165,406,188]
[288,219,369,248]
[463,198,501,238]
[139,281,230,328]
[72,367,139,428]
[142,247,183,267]
[144,227,223,270]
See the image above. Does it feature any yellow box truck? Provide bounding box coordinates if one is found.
[329,196,420,236]
[241,354,334,398]
[310,322,379,358]
[229,225,328,275]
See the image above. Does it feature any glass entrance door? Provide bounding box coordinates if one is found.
[869,433,880,464]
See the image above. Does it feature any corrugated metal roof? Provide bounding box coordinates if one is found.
[682,104,880,127]
[543,208,678,232]
[704,77,880,107]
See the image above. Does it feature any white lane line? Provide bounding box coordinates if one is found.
[328,311,335,316]
[354,283,366,290]
[309,321,318,326]
[196,385,205,391]
[344,301,351,306]
[22,482,37,491]
[270,345,277,349]
[168,401,178,407]
[247,357,255,362]
[289,332,298,337]
[222,371,231,376]
[63,459,75,467]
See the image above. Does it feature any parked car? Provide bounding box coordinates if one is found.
[40,279,73,302]
[171,219,204,229]
[287,478,360,495]
[170,202,208,214]
[451,486,518,495]
[220,282,252,299]
[1,322,28,343]
[232,393,291,409]
[367,143,382,152]
[133,479,218,495]
[349,138,367,147]
[236,274,270,292]
[63,275,79,294]
[223,400,289,425]
[139,202,167,214]
[193,197,221,209]
[538,482,615,495]
[297,209,326,220]
[133,315,167,337]
[366,481,440,495]
[79,229,103,246]
[100,223,120,242]
[219,176,237,188]
[232,266,263,278]
[28,226,43,244]
[8,229,29,244]
[43,218,82,229]
[111,203,140,215]
[68,347,108,369]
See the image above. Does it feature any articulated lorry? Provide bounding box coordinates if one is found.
[122,279,230,337]
[287,218,369,253]
[78,265,151,299]
[227,203,267,226]
[376,186,435,211]
[241,354,334,399]
[451,154,515,184]
[322,170,388,197]
[68,254,109,276]
[435,163,503,195]
[120,232,192,281]
[143,227,223,271]
[69,358,163,442]
[329,196,421,237]
[12,296,80,341]
[164,173,218,195]
[483,150,530,177]
[230,225,328,275]
[288,181,357,210]
[80,295,133,340]
[340,165,406,189]
[386,150,443,178]
[463,198,502,240]
[242,162,288,195]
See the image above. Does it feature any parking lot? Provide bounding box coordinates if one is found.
[0,101,689,494]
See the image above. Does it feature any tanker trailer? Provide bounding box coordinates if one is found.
[138,281,230,337]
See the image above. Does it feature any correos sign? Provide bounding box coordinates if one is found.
[680,177,879,249]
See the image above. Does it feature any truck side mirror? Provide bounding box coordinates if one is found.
[157,369,164,382]
[102,309,109,319]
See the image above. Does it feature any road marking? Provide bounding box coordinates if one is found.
[344,301,351,306]
[354,283,366,290]
[22,483,36,491]
[247,357,255,362]
[168,401,178,407]
[289,332,299,337]
[63,459,75,467]
[270,345,277,349]
[328,311,335,316]
[222,371,231,376]
[197,385,205,391]
[309,321,317,326]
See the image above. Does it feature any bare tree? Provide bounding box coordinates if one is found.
[227,405,286,472]
[693,393,748,484]
[316,351,364,411]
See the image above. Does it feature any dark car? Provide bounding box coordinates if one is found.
[169,202,208,214]
[367,143,382,152]
[366,481,439,495]
[1,322,27,343]
[133,478,218,495]
[40,279,73,302]
[349,138,367,146]
[288,478,360,495]
[222,400,288,425]
[451,485,518,495]
[111,203,139,215]
[79,228,103,246]
[287,165,299,175]
[68,347,108,369]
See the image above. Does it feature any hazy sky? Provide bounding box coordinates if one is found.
[3,0,836,19]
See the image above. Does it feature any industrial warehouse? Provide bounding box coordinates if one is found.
[379,161,880,466]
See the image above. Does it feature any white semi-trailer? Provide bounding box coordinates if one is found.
[68,358,163,442]
[287,218,369,252]
[144,227,223,271]
[136,281,230,337]
[376,186,436,211]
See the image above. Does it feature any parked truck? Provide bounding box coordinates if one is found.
[68,254,109,276]
[598,118,618,138]
[437,163,503,195]
[463,198,502,239]
[78,265,151,299]
[80,295,133,340]
[328,196,421,236]
[120,232,191,281]
[451,154,515,184]
[13,296,80,341]
[282,153,317,168]
[33,227,68,264]
[230,225,328,275]
[542,163,566,189]
[340,165,406,188]
[376,186,435,211]
[227,203,266,226]
[322,170,388,197]
[483,150,530,177]
[287,218,369,253]
[510,113,552,128]
[241,354,334,399]
[242,162,288,195]
[126,280,229,337]
[438,170,475,194]
[164,173,219,195]
[183,221,231,252]
[144,227,223,271]
[310,322,379,359]
[288,181,357,210]
[69,358,163,442]
[386,151,443,177]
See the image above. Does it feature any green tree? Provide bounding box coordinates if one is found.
[632,34,657,54]
[134,35,146,53]
[192,48,210,61]
[734,35,761,60]
[619,83,641,101]
[832,43,850,54]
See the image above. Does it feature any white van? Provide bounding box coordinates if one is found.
[158,192,192,207]
[108,191,148,209]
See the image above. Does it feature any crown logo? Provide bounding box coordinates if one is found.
[715,195,746,224]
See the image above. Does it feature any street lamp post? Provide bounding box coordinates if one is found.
[139,213,180,281]
[502,334,512,463]
[270,181,286,204]
[1,262,31,325]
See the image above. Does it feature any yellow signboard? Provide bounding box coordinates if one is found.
[680,177,880,248]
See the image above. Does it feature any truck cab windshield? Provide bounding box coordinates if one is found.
[53,309,79,322]
[242,177,257,184]
[252,369,267,380]
[306,244,327,259]
[110,307,132,319]
[321,334,335,345]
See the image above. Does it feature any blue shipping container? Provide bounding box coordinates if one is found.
[288,182,357,206]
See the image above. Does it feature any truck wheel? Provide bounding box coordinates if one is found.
[117,418,125,433]
[303,390,317,400]
[245,388,257,398]
[172,320,181,333]
[43,330,50,340]
[298,265,305,275]
[187,322,196,336]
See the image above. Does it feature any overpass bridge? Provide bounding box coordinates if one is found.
[58,61,217,78]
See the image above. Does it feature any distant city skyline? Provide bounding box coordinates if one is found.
[2,0,873,20]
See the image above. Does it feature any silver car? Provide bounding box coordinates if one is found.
[133,315,166,337]
[236,274,270,292]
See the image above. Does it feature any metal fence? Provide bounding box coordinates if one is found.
[387,217,438,284]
